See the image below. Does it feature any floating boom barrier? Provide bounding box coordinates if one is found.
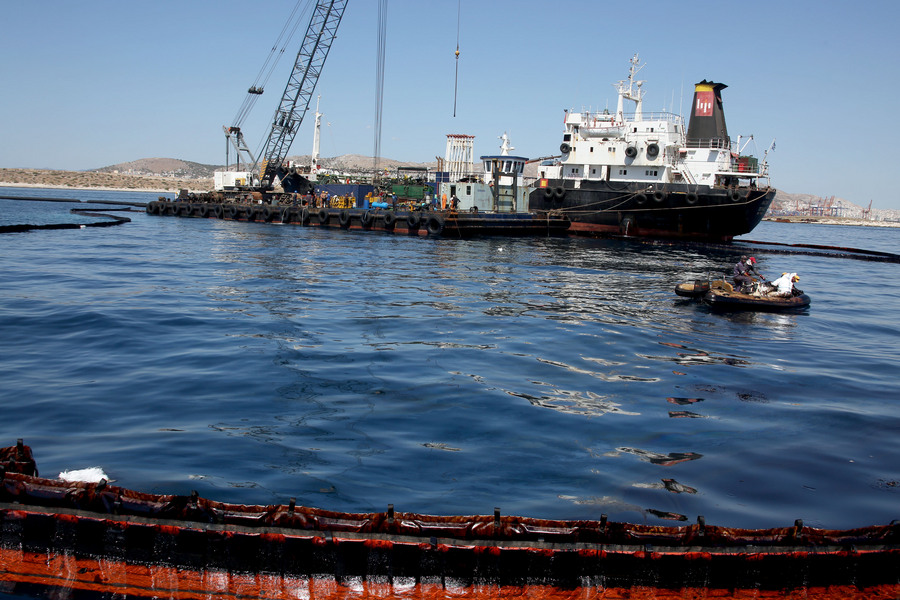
[1,442,898,599]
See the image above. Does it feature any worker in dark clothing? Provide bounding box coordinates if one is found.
[733,255,764,291]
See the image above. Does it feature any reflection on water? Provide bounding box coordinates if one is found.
[615,448,704,466]
[507,388,640,417]
[652,342,751,366]
[669,410,706,419]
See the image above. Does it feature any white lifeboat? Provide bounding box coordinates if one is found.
[580,124,625,138]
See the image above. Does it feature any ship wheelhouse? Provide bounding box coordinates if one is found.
[480,154,527,186]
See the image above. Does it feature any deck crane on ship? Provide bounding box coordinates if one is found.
[215,0,347,199]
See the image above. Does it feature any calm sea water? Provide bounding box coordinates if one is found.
[1,187,898,533]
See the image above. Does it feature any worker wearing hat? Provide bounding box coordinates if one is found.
[768,272,800,297]
[733,255,764,292]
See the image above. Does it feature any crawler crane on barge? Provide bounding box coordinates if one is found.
[214,0,347,201]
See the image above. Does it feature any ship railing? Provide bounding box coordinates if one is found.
[571,110,682,127]
[684,138,731,150]
[615,110,682,123]
[719,161,768,178]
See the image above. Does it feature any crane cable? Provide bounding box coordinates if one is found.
[373,0,388,176]
[231,0,313,129]
[453,0,461,117]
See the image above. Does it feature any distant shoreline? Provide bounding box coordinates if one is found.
[0,181,207,195]
[0,168,211,195]
[763,215,900,228]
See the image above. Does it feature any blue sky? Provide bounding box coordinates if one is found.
[2,0,899,209]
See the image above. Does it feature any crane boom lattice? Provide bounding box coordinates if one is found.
[258,0,347,189]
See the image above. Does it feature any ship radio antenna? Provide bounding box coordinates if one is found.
[453,0,461,117]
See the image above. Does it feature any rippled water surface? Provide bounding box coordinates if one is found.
[1,188,898,531]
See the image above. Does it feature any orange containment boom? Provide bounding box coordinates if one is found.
[1,441,898,599]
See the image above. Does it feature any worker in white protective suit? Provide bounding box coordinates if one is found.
[766,272,800,298]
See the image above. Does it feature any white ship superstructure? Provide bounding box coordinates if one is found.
[529,54,775,241]
[540,55,769,190]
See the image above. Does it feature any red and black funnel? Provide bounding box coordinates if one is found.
[687,80,729,146]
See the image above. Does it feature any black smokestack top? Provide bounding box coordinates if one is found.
[687,80,729,146]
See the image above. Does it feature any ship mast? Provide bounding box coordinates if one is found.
[499,132,514,156]
[614,54,645,123]
[312,95,322,175]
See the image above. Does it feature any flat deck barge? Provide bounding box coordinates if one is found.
[145,200,571,237]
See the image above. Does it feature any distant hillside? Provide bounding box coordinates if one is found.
[93,158,215,180]
[92,155,437,179]
[0,167,210,193]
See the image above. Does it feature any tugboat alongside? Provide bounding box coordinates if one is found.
[530,55,775,241]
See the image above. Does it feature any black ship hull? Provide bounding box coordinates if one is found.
[529,180,775,242]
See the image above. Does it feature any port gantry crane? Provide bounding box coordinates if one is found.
[222,0,347,196]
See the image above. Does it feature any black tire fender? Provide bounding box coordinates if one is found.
[426,215,444,235]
